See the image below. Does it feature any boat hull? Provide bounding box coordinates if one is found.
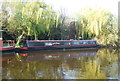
[19,44,100,52]
[18,40,100,52]
[0,46,15,53]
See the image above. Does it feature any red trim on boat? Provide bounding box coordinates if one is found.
[20,47,28,49]
[20,54,28,56]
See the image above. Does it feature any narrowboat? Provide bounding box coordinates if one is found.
[19,40,99,52]
[0,30,15,53]
[0,40,15,53]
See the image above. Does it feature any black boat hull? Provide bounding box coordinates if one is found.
[19,45,100,52]
[18,40,100,52]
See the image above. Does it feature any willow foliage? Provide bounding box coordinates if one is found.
[77,8,118,45]
[2,0,60,44]
[21,1,58,39]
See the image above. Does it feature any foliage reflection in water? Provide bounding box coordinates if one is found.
[2,48,119,79]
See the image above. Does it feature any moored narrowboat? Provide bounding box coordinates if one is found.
[0,40,15,53]
[19,40,99,52]
[0,30,15,53]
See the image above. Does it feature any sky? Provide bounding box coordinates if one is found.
[45,0,119,17]
[0,0,119,17]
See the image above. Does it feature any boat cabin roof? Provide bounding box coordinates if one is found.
[26,40,97,42]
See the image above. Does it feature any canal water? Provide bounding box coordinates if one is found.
[2,48,119,79]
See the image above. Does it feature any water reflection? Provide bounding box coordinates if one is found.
[2,48,119,79]
[19,49,98,61]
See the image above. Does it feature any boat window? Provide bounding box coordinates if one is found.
[58,42,71,45]
[93,41,96,44]
[88,41,92,44]
[3,40,15,46]
[52,42,60,45]
[72,41,80,45]
[83,41,88,44]
[45,42,53,46]
[28,42,44,46]
[79,41,83,44]
[64,42,71,45]
[59,42,64,45]
[88,41,96,44]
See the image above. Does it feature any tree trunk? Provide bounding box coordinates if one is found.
[34,32,38,40]
[16,32,24,45]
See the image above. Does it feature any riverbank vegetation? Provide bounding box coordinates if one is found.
[1,0,119,47]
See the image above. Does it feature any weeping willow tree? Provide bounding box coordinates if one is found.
[21,1,60,40]
[2,0,60,45]
[77,8,118,45]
